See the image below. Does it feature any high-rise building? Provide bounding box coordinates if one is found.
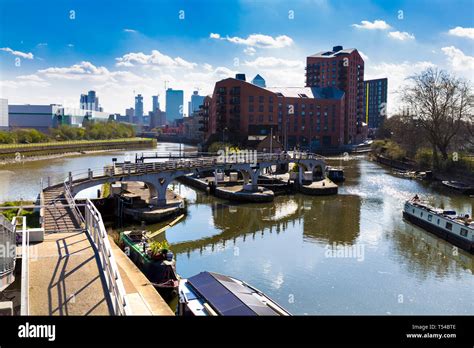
[152,95,160,113]
[306,45,365,144]
[125,108,134,123]
[189,90,205,115]
[80,90,100,111]
[251,74,266,88]
[165,88,184,123]
[364,78,388,129]
[134,94,144,124]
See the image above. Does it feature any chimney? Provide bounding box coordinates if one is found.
[332,45,343,52]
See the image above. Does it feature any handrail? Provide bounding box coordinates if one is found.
[18,216,29,315]
[63,179,130,315]
[84,199,130,315]
[47,152,327,189]
[64,180,85,227]
[0,215,16,278]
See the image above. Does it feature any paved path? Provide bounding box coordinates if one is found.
[29,232,112,315]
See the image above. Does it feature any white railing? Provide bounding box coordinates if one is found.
[63,179,130,315]
[17,216,29,316]
[0,215,16,280]
[84,199,130,315]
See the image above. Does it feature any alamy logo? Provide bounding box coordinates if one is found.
[18,323,56,341]
[325,243,365,262]
[216,147,257,165]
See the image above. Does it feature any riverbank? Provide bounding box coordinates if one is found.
[0,138,156,164]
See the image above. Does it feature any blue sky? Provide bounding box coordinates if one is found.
[0,0,473,114]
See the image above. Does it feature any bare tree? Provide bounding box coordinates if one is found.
[401,68,473,166]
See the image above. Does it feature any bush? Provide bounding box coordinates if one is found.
[415,148,433,168]
[371,139,406,161]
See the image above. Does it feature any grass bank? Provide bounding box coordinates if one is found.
[0,201,40,228]
[0,138,157,159]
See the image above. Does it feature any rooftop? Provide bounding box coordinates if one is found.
[309,46,357,58]
[265,86,345,100]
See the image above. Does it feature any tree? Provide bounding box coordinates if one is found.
[401,68,473,166]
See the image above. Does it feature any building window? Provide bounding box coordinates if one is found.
[269,105,273,112]
[249,104,254,112]
[249,115,254,122]
[445,222,452,231]
[258,114,264,122]
[269,96,273,103]
[249,96,254,103]
[258,105,264,112]
[259,96,264,103]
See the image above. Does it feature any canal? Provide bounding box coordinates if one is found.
[0,143,473,315]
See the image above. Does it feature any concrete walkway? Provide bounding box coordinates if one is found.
[29,232,112,315]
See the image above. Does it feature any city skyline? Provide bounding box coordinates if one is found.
[0,0,473,115]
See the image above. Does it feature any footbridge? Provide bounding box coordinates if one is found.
[61,152,326,208]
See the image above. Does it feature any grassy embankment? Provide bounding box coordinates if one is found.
[0,201,40,228]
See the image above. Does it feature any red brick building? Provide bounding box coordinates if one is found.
[306,46,365,144]
[204,76,345,150]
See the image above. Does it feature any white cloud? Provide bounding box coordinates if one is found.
[448,26,474,39]
[244,47,256,56]
[210,33,294,48]
[37,43,48,47]
[38,61,111,80]
[115,50,196,69]
[244,57,304,69]
[124,28,138,33]
[0,47,34,59]
[68,44,74,47]
[388,31,415,41]
[352,20,391,30]
[359,51,369,61]
[441,46,474,73]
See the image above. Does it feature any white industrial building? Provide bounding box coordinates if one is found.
[0,99,8,130]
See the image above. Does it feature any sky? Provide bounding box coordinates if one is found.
[0,0,473,116]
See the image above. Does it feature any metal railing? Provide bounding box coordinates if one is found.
[84,199,130,315]
[0,215,16,280]
[17,216,29,316]
[63,179,130,315]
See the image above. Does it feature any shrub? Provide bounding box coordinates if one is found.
[415,148,433,168]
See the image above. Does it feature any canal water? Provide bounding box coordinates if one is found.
[1,143,472,315]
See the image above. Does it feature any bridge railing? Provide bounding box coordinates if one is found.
[0,215,16,285]
[84,199,131,315]
[16,216,29,315]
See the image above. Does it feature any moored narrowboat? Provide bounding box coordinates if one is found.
[403,196,474,253]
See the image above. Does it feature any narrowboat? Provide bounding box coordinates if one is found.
[177,271,291,316]
[441,181,474,195]
[120,230,179,299]
[403,196,474,253]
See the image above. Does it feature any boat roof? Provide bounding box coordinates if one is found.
[185,271,289,316]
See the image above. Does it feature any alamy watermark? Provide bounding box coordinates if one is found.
[325,242,365,262]
[217,147,257,165]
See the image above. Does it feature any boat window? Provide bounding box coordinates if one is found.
[413,209,415,214]
[428,215,432,222]
[445,222,452,231]
[437,219,440,225]
[420,212,423,217]
[460,228,468,237]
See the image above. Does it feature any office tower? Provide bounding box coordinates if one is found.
[364,78,388,129]
[134,94,144,124]
[152,95,160,113]
[165,88,184,123]
[189,90,205,115]
[306,45,365,144]
[251,74,266,88]
[80,90,100,111]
